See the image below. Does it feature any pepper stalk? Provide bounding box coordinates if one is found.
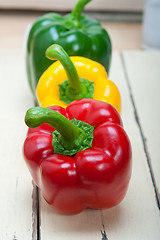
[25,107,94,155]
[70,0,92,27]
[46,44,94,104]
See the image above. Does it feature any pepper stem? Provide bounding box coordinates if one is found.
[71,0,92,21]
[46,44,89,100]
[25,107,87,150]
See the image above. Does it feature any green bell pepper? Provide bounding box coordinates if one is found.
[26,0,112,98]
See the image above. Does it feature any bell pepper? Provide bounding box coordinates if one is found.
[23,99,132,215]
[36,44,121,114]
[26,0,112,98]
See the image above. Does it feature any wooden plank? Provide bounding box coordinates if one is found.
[101,52,160,240]
[0,12,142,51]
[122,50,160,205]
[41,200,103,240]
[0,50,36,239]
[39,51,160,239]
[102,23,142,50]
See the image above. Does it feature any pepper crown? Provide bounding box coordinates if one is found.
[25,107,94,156]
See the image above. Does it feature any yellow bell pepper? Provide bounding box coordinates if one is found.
[36,44,121,114]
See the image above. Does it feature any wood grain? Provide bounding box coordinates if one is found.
[122,50,160,206]
[0,50,35,239]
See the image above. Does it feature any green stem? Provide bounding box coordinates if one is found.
[46,44,81,95]
[25,107,86,150]
[71,0,92,21]
[46,44,89,100]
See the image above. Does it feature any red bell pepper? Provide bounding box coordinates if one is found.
[23,99,132,214]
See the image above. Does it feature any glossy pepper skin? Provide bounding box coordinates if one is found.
[26,0,112,97]
[23,99,132,215]
[36,44,121,114]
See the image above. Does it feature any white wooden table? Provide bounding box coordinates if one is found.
[0,49,160,240]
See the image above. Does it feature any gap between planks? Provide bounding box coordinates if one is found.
[100,211,109,240]
[31,102,41,240]
[32,183,41,240]
[120,52,160,210]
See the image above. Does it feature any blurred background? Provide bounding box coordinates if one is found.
[0,0,160,50]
